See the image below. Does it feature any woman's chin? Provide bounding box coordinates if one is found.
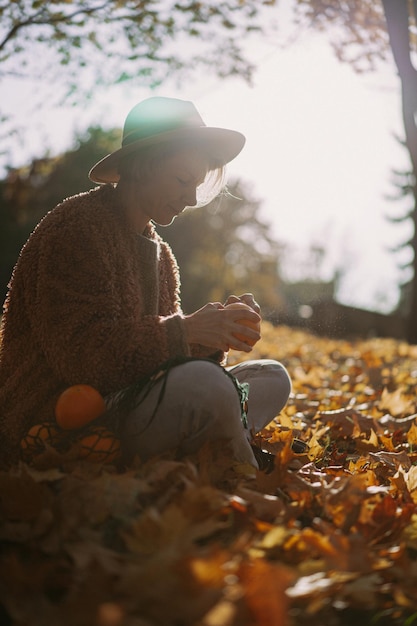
[155,216,177,228]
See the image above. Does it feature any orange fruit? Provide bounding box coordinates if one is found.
[55,384,106,430]
[226,302,261,347]
[78,427,121,464]
[20,422,68,460]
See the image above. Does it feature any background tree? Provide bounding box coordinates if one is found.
[381,0,417,343]
[292,0,417,342]
[159,180,285,316]
[0,126,120,302]
[384,158,415,313]
[0,0,269,166]
[3,0,415,339]
[1,0,265,87]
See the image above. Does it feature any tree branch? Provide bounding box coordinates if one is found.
[0,3,108,52]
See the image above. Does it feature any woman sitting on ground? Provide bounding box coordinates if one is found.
[0,96,292,470]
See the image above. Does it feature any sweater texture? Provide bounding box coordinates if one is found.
[0,184,221,467]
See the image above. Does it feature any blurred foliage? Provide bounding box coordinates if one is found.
[159,182,285,316]
[385,159,415,315]
[0,1,268,98]
[294,0,389,72]
[0,1,274,173]
[0,126,120,303]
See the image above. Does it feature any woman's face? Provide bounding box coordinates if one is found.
[132,146,209,231]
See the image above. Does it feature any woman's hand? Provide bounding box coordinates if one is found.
[224,292,261,315]
[183,301,261,353]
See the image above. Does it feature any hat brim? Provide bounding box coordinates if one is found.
[88,126,245,184]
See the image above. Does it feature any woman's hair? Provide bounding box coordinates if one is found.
[117,140,226,208]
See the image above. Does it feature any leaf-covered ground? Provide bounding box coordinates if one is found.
[1,323,417,626]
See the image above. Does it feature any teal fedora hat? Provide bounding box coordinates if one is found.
[89,96,246,184]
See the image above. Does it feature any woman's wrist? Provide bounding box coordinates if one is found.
[182,314,196,344]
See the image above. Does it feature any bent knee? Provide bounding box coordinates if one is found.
[229,358,291,388]
[257,360,291,414]
[271,360,292,392]
[168,360,242,409]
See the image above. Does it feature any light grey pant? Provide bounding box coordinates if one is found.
[119,359,291,467]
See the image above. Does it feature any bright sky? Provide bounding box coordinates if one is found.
[199,39,411,315]
[3,20,411,315]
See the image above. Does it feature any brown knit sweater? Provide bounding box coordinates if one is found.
[0,184,222,468]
